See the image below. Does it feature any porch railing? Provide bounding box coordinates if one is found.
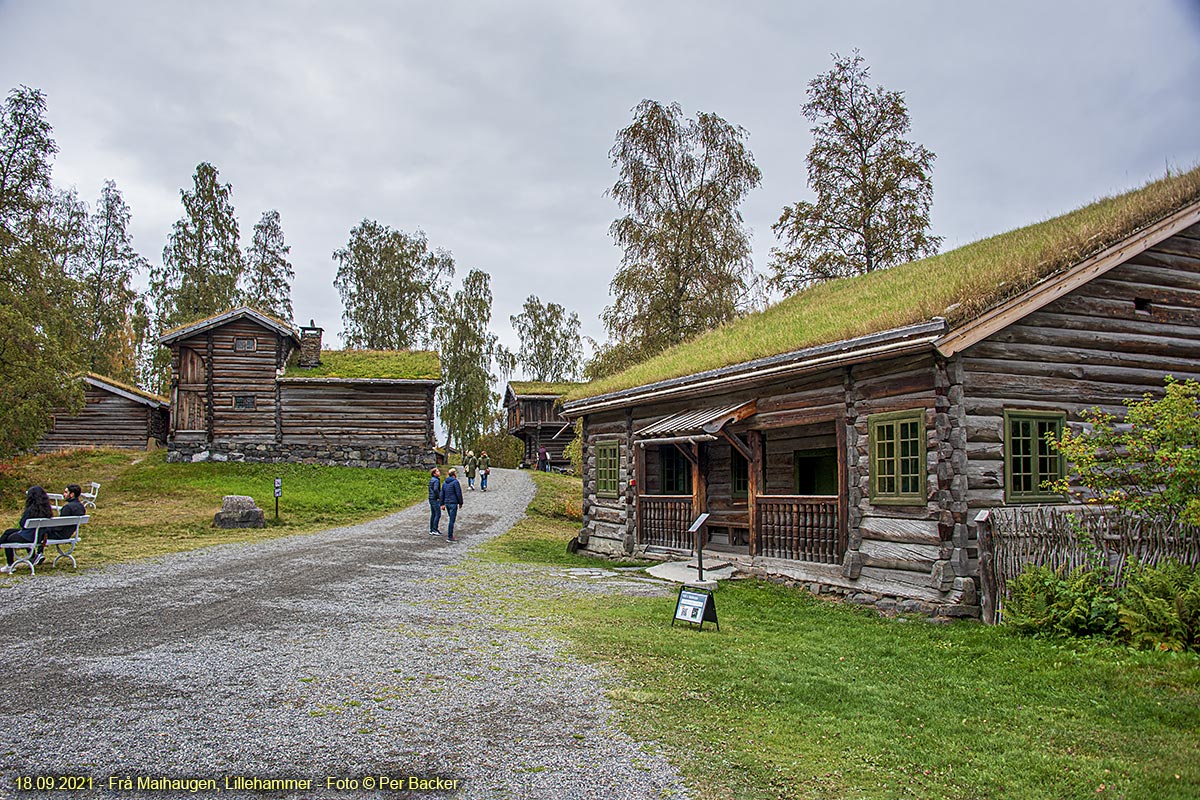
[638,495,693,550]
[756,495,841,563]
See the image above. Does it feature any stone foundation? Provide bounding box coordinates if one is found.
[168,439,437,470]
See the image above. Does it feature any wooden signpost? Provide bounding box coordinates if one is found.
[673,585,719,631]
[274,477,282,520]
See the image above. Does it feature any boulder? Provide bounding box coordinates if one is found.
[213,495,266,529]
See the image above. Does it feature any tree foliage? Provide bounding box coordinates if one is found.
[510,294,583,382]
[594,100,762,378]
[151,161,244,328]
[770,51,941,293]
[77,180,147,382]
[437,269,507,453]
[241,209,294,320]
[1051,377,1200,526]
[0,86,81,457]
[333,220,453,350]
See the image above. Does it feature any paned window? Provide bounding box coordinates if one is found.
[869,409,926,504]
[234,337,257,352]
[660,445,693,495]
[731,449,749,500]
[233,395,256,410]
[596,441,620,498]
[1005,411,1066,502]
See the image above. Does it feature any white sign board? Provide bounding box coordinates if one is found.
[274,478,282,498]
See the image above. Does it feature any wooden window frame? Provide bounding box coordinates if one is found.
[731,448,749,501]
[234,337,257,352]
[1004,410,1066,503]
[660,445,692,495]
[233,395,257,410]
[596,440,620,499]
[868,409,927,506]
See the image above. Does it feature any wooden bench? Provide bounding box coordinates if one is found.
[1,515,89,575]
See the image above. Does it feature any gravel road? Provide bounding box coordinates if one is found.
[0,468,688,800]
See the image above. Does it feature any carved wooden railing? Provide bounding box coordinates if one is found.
[638,495,694,550]
[755,495,841,563]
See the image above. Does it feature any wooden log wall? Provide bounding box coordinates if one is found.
[961,224,1200,517]
[580,410,633,554]
[38,385,157,451]
[208,319,282,442]
[280,383,433,445]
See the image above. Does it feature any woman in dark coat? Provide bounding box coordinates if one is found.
[0,486,54,573]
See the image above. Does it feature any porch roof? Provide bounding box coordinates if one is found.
[635,400,755,441]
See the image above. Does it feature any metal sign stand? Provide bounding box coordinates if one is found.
[274,477,282,520]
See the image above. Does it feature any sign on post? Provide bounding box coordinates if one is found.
[672,585,719,631]
[274,477,282,520]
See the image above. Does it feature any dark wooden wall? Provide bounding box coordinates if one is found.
[38,384,160,451]
[279,383,434,446]
[209,319,284,442]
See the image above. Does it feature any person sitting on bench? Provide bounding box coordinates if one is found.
[0,486,54,574]
[45,484,87,559]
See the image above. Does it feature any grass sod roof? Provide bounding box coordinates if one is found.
[569,166,1200,402]
[283,349,441,381]
[84,373,168,405]
[508,381,587,397]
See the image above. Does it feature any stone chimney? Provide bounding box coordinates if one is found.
[299,320,323,368]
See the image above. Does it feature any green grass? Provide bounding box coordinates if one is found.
[475,474,1200,800]
[0,448,427,571]
[571,165,1200,401]
[508,380,586,397]
[283,349,440,380]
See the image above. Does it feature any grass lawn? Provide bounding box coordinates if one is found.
[478,472,1200,800]
[0,448,428,572]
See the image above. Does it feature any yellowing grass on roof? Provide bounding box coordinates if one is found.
[571,166,1200,402]
[283,349,441,380]
[509,381,585,397]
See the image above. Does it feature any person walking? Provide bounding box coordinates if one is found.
[427,467,442,536]
[440,467,464,542]
[537,445,549,472]
[479,451,491,491]
[465,450,478,491]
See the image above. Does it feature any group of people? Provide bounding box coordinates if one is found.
[462,450,490,491]
[0,484,86,574]
[427,467,464,541]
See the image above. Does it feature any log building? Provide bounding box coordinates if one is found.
[504,381,582,468]
[37,374,168,452]
[160,308,440,468]
[562,174,1200,618]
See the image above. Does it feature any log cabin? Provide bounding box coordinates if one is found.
[504,381,583,468]
[37,374,168,452]
[159,307,440,468]
[562,170,1200,618]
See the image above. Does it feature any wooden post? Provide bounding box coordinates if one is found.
[836,418,849,557]
[634,440,646,547]
[691,442,706,550]
[748,430,763,557]
[977,511,997,625]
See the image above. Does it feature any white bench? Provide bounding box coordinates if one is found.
[1,515,89,575]
[81,482,100,509]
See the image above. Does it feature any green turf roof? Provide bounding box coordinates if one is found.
[508,381,586,397]
[569,167,1200,402]
[284,349,441,380]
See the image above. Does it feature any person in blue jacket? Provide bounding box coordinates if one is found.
[427,467,442,536]
[440,467,464,542]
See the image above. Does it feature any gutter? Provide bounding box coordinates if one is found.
[563,318,947,417]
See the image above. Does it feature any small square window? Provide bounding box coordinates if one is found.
[233,395,256,410]
[1004,410,1066,503]
[235,338,257,352]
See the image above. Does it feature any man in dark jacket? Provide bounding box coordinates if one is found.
[427,468,442,536]
[39,484,86,565]
[440,467,464,542]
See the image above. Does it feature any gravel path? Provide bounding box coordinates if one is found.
[0,468,688,800]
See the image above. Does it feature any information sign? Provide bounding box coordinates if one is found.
[274,478,283,498]
[672,585,719,631]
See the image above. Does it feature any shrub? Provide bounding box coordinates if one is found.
[1119,560,1200,652]
[563,419,583,476]
[470,431,523,469]
[1003,564,1121,638]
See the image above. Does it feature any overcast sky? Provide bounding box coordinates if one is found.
[3,0,1199,373]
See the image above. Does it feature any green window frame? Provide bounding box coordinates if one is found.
[868,409,926,505]
[731,449,749,500]
[596,440,620,499]
[1004,410,1066,503]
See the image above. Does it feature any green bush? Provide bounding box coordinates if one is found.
[469,431,523,469]
[1120,560,1200,652]
[1003,564,1121,638]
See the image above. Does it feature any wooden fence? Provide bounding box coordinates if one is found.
[638,495,693,550]
[756,495,841,563]
[977,506,1200,624]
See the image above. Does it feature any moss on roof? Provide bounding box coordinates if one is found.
[159,306,297,341]
[85,373,168,405]
[570,166,1200,402]
[284,350,441,380]
[509,381,586,397]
